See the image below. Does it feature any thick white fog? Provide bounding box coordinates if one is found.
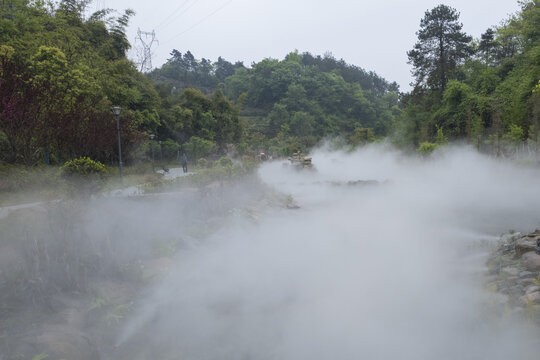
[113,145,540,360]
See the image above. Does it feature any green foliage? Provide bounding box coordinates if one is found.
[153,49,399,156]
[0,1,157,165]
[417,142,438,156]
[196,158,209,168]
[533,80,540,93]
[60,157,107,196]
[218,156,233,167]
[408,4,473,91]
[31,353,48,360]
[435,126,448,145]
[61,157,106,177]
[159,138,180,159]
[349,127,375,147]
[183,136,214,159]
[503,123,525,144]
[400,2,540,151]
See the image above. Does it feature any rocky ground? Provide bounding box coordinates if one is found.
[486,229,540,322]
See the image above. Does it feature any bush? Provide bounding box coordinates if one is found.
[417,142,438,156]
[197,158,209,168]
[61,157,107,177]
[184,136,215,159]
[60,157,107,196]
[160,138,180,159]
[218,156,233,167]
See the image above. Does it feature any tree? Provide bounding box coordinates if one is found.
[478,28,497,65]
[407,4,473,92]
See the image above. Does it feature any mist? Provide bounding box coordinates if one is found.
[108,145,540,360]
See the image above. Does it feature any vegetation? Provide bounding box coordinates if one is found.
[1,0,540,173]
[0,0,159,165]
[399,1,540,155]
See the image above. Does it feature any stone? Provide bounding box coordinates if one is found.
[525,285,540,295]
[519,291,540,306]
[515,238,537,256]
[501,267,520,277]
[519,271,535,278]
[523,252,540,271]
[518,278,537,287]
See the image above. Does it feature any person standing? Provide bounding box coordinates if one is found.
[181,153,188,173]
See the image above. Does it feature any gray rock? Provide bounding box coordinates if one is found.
[515,238,537,256]
[525,285,540,294]
[519,271,535,278]
[501,267,520,276]
[519,291,540,305]
[523,252,540,271]
[518,278,537,287]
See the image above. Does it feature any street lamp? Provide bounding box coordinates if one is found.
[112,106,123,184]
[149,134,155,172]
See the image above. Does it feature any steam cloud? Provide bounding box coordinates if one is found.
[113,145,540,360]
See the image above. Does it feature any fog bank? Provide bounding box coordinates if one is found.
[114,145,540,360]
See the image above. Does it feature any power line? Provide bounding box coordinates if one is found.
[163,0,232,45]
[154,0,192,30]
[158,0,201,31]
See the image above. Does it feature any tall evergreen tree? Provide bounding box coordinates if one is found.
[478,28,497,65]
[407,4,473,92]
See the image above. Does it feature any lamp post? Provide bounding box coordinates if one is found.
[159,140,163,163]
[149,134,155,172]
[112,106,123,184]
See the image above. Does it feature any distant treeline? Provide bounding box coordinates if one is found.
[151,50,400,156]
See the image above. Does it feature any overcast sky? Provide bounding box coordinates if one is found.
[99,0,520,91]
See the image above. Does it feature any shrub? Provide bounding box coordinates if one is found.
[60,157,107,196]
[61,157,107,177]
[197,158,209,168]
[184,136,215,159]
[218,156,233,167]
[417,142,438,156]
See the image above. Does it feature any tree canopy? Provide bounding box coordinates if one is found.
[407,4,473,92]
[398,0,540,152]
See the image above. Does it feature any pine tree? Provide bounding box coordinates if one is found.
[407,4,473,92]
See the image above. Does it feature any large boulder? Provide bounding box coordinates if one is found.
[520,291,540,306]
[522,251,540,272]
[515,237,538,256]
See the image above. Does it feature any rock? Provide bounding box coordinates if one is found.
[519,271,535,278]
[501,267,520,277]
[522,252,540,271]
[525,285,540,294]
[518,278,537,287]
[508,285,523,297]
[519,291,540,306]
[501,243,514,254]
[515,237,537,256]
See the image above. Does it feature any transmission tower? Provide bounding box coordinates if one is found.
[135,28,158,73]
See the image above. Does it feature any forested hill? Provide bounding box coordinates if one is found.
[148,50,246,94]
[151,50,401,153]
[3,0,539,167]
